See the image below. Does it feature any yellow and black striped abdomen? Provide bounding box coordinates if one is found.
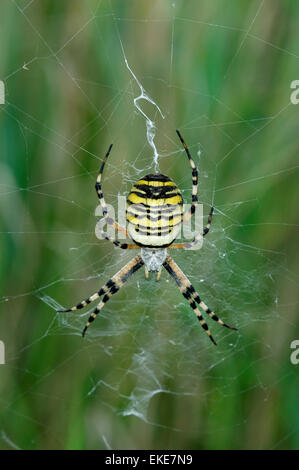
[126,174,183,247]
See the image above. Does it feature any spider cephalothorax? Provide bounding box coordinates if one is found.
[58,131,237,344]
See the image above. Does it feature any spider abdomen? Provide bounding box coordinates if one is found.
[126,174,183,247]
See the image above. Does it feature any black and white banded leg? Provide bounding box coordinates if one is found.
[163,255,236,345]
[169,206,214,250]
[184,284,237,331]
[171,130,214,250]
[58,255,144,336]
[176,130,198,225]
[95,144,138,249]
[97,218,139,250]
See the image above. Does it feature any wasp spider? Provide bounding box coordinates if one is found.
[59,131,237,344]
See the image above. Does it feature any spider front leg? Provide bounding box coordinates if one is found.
[185,283,237,331]
[163,255,237,345]
[58,255,144,336]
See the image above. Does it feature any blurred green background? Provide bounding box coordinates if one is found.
[0,0,298,450]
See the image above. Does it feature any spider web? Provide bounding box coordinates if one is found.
[0,0,298,450]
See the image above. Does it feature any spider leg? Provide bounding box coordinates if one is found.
[58,255,144,330]
[163,255,237,344]
[58,284,110,312]
[176,130,198,226]
[97,220,139,250]
[81,254,144,337]
[169,206,214,250]
[174,130,214,250]
[185,284,237,331]
[163,255,217,345]
[95,144,130,245]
